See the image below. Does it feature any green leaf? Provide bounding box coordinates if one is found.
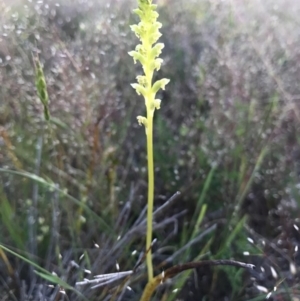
[33,270,74,290]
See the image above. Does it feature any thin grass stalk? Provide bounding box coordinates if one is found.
[27,135,43,294]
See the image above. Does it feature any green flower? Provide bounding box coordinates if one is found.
[129,0,169,283]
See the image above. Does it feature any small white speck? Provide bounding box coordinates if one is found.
[270,266,278,279]
[79,253,85,260]
[84,269,91,274]
[266,292,272,299]
[132,250,137,255]
[255,285,268,293]
[80,23,86,30]
[243,251,250,256]
[70,260,79,268]
[94,243,99,248]
[294,224,299,231]
[172,288,179,293]
[116,262,120,271]
[290,262,297,275]
[295,245,298,252]
[247,237,254,244]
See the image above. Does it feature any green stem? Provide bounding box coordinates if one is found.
[146,108,154,281]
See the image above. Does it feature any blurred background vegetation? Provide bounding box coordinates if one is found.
[1,0,300,300]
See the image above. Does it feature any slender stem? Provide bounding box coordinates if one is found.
[146,109,154,281]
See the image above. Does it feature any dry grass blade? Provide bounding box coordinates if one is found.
[140,260,255,301]
[0,248,14,276]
